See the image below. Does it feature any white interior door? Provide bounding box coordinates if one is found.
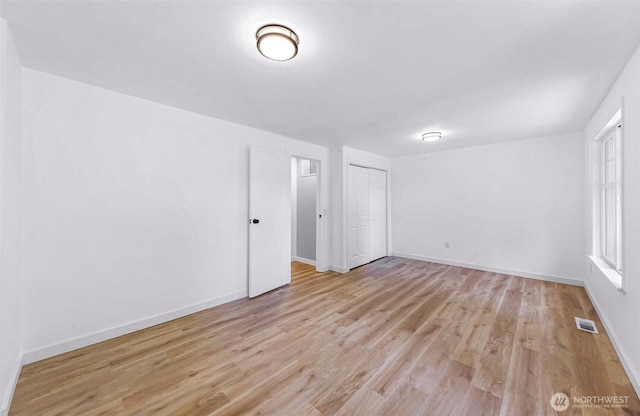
[369,168,387,261]
[249,146,291,298]
[348,165,370,269]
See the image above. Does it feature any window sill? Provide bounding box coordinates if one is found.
[589,256,624,292]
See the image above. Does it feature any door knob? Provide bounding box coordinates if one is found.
[252,219,260,224]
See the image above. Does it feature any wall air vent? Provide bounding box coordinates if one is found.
[575,317,598,334]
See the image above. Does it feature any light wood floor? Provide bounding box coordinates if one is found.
[10,258,640,415]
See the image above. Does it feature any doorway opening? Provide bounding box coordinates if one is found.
[291,157,319,278]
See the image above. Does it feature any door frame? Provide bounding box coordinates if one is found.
[291,155,323,273]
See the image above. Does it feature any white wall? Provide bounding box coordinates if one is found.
[330,146,391,272]
[0,18,23,416]
[20,68,330,362]
[296,160,316,262]
[330,147,344,271]
[392,133,585,284]
[584,45,640,394]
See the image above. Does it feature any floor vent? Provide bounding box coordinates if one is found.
[575,317,598,334]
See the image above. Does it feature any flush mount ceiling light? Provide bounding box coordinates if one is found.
[256,24,299,61]
[422,132,442,142]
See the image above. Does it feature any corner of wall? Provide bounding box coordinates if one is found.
[0,17,24,415]
[329,265,349,274]
[329,146,345,270]
[0,353,23,416]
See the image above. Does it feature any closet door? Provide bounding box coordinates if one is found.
[348,165,370,269]
[369,168,387,261]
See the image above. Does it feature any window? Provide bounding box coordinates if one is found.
[592,106,623,287]
[599,129,621,270]
[300,159,317,177]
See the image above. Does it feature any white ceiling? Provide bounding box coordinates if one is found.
[2,1,640,157]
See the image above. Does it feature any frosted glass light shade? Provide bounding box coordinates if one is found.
[422,132,442,142]
[256,25,299,61]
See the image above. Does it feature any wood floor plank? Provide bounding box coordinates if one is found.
[500,345,543,416]
[421,358,475,415]
[9,258,640,415]
[333,387,385,416]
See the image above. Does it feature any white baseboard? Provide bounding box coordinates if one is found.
[0,351,23,416]
[330,265,349,274]
[292,256,316,266]
[584,284,640,398]
[391,252,584,287]
[22,290,247,365]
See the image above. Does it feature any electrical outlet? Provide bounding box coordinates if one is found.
[445,241,450,248]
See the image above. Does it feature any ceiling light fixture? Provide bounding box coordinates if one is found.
[422,132,442,142]
[256,24,299,61]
